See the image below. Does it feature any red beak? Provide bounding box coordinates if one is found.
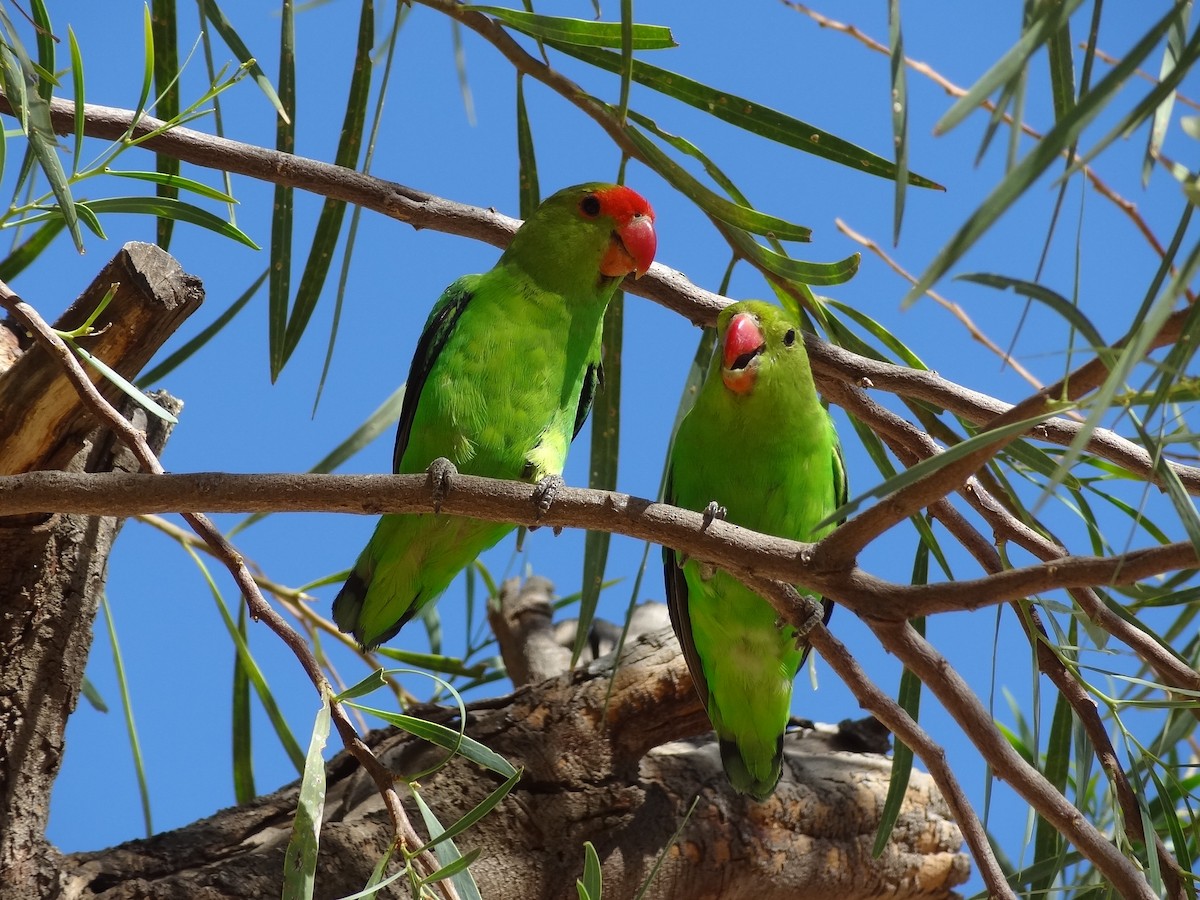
[601,214,657,278]
[721,313,765,394]
[617,215,656,278]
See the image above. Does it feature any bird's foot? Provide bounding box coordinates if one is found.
[427,457,458,513]
[787,594,825,647]
[530,474,564,533]
[701,500,727,531]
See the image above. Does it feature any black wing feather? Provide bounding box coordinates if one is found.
[571,360,603,442]
[392,280,474,473]
[662,471,711,707]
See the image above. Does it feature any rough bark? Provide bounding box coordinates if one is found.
[59,632,967,900]
[0,244,201,898]
[52,579,967,899]
[0,241,202,473]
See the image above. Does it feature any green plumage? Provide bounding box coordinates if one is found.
[334,183,650,648]
[664,299,846,800]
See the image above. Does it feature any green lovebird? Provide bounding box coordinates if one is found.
[334,183,656,649]
[663,299,846,800]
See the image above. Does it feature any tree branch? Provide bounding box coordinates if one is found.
[3,468,1197,622]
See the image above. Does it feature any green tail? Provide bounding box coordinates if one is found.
[719,733,784,801]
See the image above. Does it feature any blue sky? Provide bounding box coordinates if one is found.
[14,2,1197,893]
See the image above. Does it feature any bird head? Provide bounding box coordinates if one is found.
[503,183,656,294]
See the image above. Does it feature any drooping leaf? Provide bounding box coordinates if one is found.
[281,699,330,900]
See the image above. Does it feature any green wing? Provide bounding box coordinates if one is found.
[799,409,848,665]
[392,278,475,473]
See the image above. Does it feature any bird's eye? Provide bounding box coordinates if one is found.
[783,329,797,347]
[579,194,602,218]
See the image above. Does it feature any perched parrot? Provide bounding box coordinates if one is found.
[334,183,656,649]
[663,299,846,800]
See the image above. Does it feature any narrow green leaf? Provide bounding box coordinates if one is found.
[819,407,1072,529]
[196,0,290,122]
[576,293,623,665]
[956,272,1105,350]
[616,0,633,127]
[281,699,330,900]
[723,225,859,285]
[1129,412,1200,556]
[313,1,409,413]
[150,0,180,248]
[1145,3,1189,186]
[1045,6,1076,123]
[67,26,84,177]
[887,0,908,243]
[232,601,256,805]
[516,74,539,217]
[873,548,925,857]
[281,0,373,367]
[268,0,296,381]
[908,3,1184,304]
[372,647,491,680]
[65,340,180,424]
[80,676,109,713]
[101,595,153,838]
[935,0,1084,135]
[333,669,388,702]
[422,848,483,886]
[1030,691,1072,896]
[348,703,518,778]
[79,196,258,249]
[577,841,603,899]
[618,120,812,241]
[468,7,675,49]
[139,268,265,387]
[552,42,941,188]
[102,168,236,203]
[0,19,82,252]
[451,21,476,125]
[824,300,929,369]
[28,0,54,102]
[131,5,155,134]
[411,769,521,857]
[1041,225,1200,502]
[411,789,486,900]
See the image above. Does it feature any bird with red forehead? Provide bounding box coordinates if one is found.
[334,183,656,649]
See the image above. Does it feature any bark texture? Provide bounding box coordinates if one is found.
[0,244,201,899]
[54,580,968,900]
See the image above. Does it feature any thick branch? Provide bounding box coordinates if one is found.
[61,630,968,900]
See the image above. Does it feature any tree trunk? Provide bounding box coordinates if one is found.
[0,244,202,898]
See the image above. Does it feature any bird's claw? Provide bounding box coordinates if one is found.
[701,500,727,531]
[787,594,825,647]
[531,474,564,521]
[427,457,458,513]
